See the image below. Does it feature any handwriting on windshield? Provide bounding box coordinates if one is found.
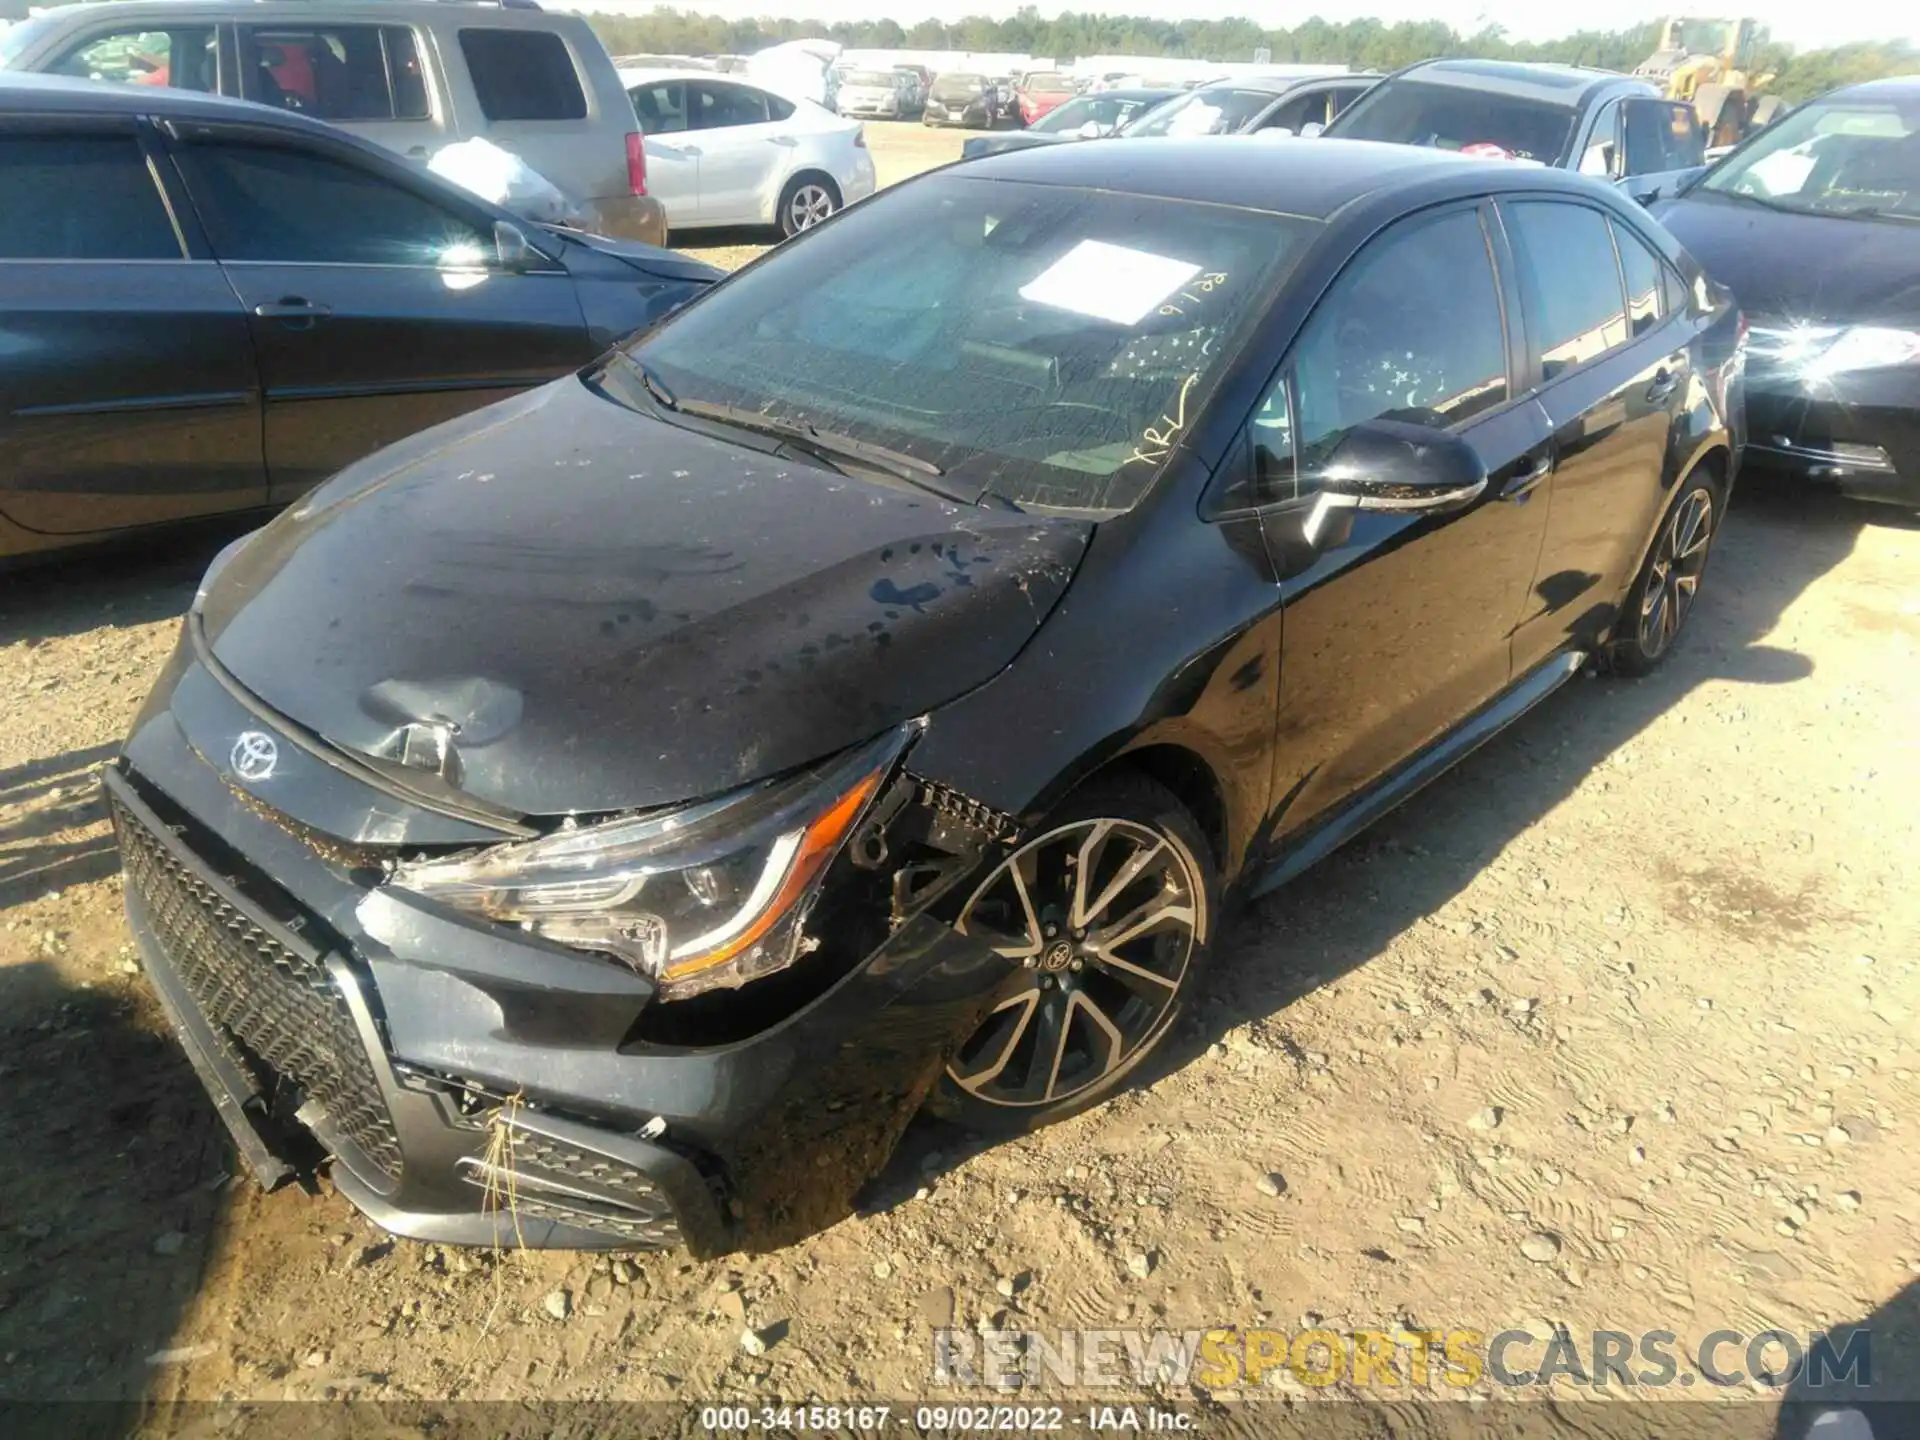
[1126,371,1201,469]
[1156,271,1230,318]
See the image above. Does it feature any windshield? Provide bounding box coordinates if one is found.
[1030,94,1147,133]
[1327,79,1577,164]
[1122,86,1279,138]
[842,70,895,88]
[1673,20,1734,53]
[1701,98,1920,220]
[933,74,986,100]
[626,174,1315,512]
[1022,72,1073,93]
[0,15,57,67]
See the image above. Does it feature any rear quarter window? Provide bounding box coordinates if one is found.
[458,29,586,121]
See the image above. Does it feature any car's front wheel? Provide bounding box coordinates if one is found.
[931,774,1217,1137]
[1611,465,1724,675]
[778,172,841,237]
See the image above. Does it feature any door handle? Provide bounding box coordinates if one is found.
[253,297,332,328]
[1645,368,1681,402]
[1500,452,1554,501]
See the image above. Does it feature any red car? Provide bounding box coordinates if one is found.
[1016,70,1076,126]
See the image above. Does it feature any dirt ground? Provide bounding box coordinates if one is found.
[2,121,1917,1422]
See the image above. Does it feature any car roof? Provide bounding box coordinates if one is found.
[1195,73,1327,97]
[618,67,752,86]
[959,134,1609,218]
[1392,58,1639,106]
[1089,87,1183,101]
[5,0,588,29]
[1824,73,1920,102]
[0,68,334,129]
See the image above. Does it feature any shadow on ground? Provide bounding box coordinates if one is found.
[0,957,233,1412]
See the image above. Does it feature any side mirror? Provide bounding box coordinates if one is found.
[1300,121,1325,138]
[1299,418,1488,540]
[493,219,543,271]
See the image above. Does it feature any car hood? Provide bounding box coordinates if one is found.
[555,228,725,285]
[197,378,1092,818]
[1653,190,1920,326]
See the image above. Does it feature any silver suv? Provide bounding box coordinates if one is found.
[0,0,667,244]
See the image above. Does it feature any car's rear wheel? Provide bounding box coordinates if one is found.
[1611,466,1724,675]
[778,173,841,238]
[932,774,1217,1137]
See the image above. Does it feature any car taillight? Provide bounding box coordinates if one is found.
[626,132,647,196]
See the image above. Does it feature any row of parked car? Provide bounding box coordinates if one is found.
[1,0,881,245]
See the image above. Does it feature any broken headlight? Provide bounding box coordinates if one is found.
[389,729,909,1000]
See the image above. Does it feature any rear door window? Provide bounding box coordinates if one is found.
[240,26,428,121]
[1502,200,1630,377]
[693,82,770,130]
[0,131,180,259]
[51,26,217,92]
[173,135,491,266]
[1611,219,1667,337]
[459,29,586,122]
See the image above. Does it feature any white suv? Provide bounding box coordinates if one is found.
[0,0,668,244]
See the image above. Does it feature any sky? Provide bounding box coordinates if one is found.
[556,1,1920,51]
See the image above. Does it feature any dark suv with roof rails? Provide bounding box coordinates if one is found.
[1325,58,1709,203]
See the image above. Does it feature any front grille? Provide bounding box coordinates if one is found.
[113,794,404,1183]
[460,1128,684,1248]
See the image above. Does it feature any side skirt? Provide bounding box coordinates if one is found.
[1250,650,1587,899]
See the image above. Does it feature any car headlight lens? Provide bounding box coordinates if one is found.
[389,729,908,1000]
[1749,322,1920,381]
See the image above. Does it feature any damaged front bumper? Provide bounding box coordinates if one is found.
[110,651,1014,1254]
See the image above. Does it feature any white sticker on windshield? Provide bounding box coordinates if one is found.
[1019,239,1204,327]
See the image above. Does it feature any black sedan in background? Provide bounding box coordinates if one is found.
[961,86,1180,160]
[0,75,718,565]
[111,138,1742,1254]
[1654,75,1920,509]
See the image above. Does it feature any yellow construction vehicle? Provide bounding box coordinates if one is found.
[1633,16,1784,149]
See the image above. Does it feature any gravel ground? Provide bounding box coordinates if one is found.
[1,121,1917,1420]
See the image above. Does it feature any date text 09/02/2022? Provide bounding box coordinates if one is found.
[699,1405,1194,1431]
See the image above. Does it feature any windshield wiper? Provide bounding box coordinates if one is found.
[1832,204,1920,224]
[1714,188,1818,216]
[601,349,681,412]
[672,398,964,498]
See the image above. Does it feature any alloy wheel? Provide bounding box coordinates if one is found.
[947,818,1202,1110]
[1637,487,1715,658]
[786,183,836,232]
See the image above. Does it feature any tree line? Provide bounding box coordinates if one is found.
[582,6,1919,103]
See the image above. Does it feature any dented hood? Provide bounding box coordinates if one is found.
[198,378,1091,817]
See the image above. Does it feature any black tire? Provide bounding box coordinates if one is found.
[1611,465,1725,676]
[776,172,841,239]
[929,772,1219,1138]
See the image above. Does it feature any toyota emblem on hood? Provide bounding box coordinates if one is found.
[230,731,280,782]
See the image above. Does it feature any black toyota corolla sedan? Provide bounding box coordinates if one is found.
[1653,75,1920,510]
[110,137,1744,1254]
